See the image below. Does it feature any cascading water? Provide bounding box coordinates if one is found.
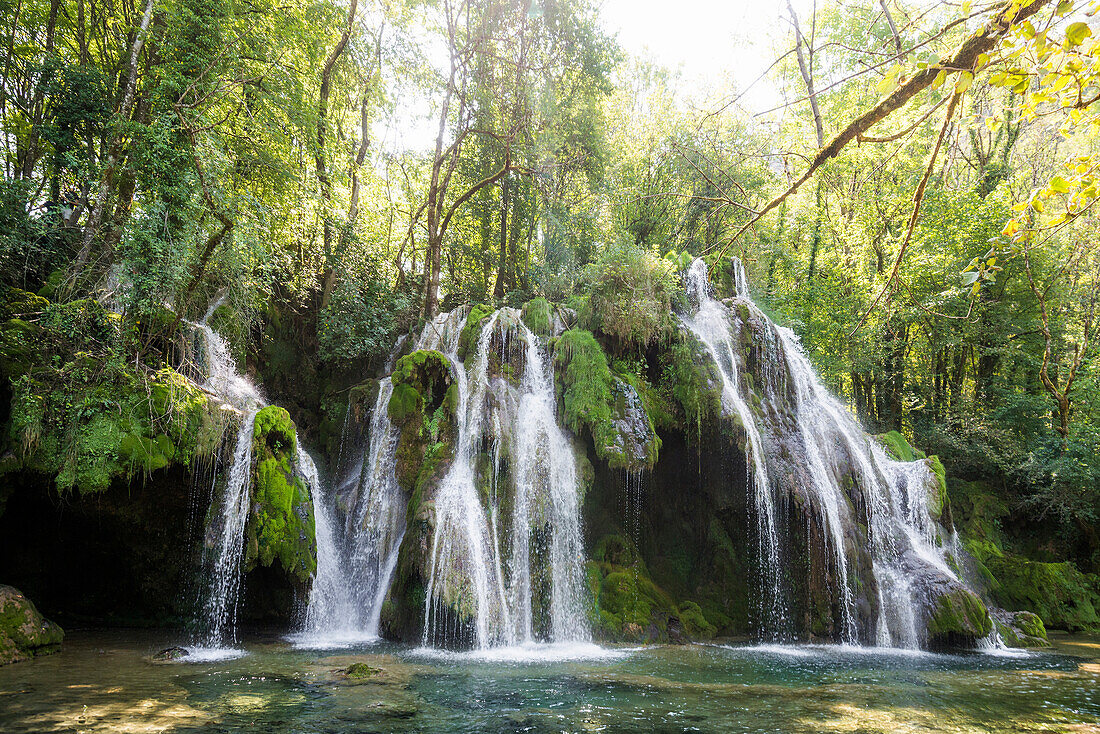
[420,307,590,649]
[189,299,343,653]
[199,407,258,649]
[683,257,977,648]
[188,300,264,650]
[298,377,406,645]
[681,259,788,637]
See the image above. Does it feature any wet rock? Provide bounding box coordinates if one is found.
[152,646,189,661]
[0,585,63,665]
[344,662,382,679]
[991,608,1049,647]
[924,583,991,647]
[243,406,317,587]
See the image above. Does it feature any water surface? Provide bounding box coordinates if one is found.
[1,630,1098,732]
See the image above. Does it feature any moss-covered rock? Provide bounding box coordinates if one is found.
[587,533,687,642]
[458,304,495,361]
[3,365,232,496]
[953,480,1100,633]
[387,350,457,503]
[662,332,722,438]
[244,406,316,586]
[345,662,382,679]
[991,609,1049,647]
[877,430,926,462]
[521,298,551,337]
[925,586,991,646]
[554,329,658,470]
[0,585,63,665]
[875,431,950,526]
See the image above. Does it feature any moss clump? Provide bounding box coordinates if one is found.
[553,329,658,470]
[877,430,926,462]
[662,333,722,439]
[588,534,690,642]
[994,611,1049,648]
[676,600,717,639]
[953,480,1100,632]
[0,585,63,665]
[245,406,316,585]
[926,586,991,643]
[458,304,495,361]
[0,291,231,496]
[344,662,381,679]
[387,350,457,511]
[4,365,229,495]
[577,241,678,352]
[521,298,551,337]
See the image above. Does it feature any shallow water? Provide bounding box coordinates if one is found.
[1,630,1098,733]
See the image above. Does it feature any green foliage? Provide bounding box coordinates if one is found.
[319,258,416,364]
[579,240,678,352]
[0,290,230,494]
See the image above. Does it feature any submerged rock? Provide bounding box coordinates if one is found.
[152,646,189,661]
[0,585,63,665]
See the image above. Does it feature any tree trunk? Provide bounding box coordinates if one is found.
[317,0,358,310]
[73,0,157,275]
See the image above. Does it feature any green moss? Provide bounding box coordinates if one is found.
[388,383,423,425]
[0,585,63,664]
[387,350,457,508]
[954,480,1100,632]
[245,407,316,584]
[553,329,657,470]
[676,600,717,639]
[663,333,722,439]
[926,587,991,642]
[876,430,926,462]
[521,298,552,336]
[344,662,381,679]
[458,304,494,361]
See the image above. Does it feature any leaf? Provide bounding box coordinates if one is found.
[1066,22,1092,46]
[962,271,979,285]
[1050,175,1072,193]
[955,72,974,94]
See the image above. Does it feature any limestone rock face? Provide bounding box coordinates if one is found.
[0,585,63,665]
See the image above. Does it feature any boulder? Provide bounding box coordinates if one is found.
[991,608,1049,648]
[0,585,63,665]
[244,406,317,586]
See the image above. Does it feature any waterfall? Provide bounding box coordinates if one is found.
[681,259,788,638]
[199,408,258,647]
[421,308,590,649]
[188,300,264,649]
[684,258,967,648]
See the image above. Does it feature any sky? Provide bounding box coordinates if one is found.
[379,0,811,153]
[598,0,804,113]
